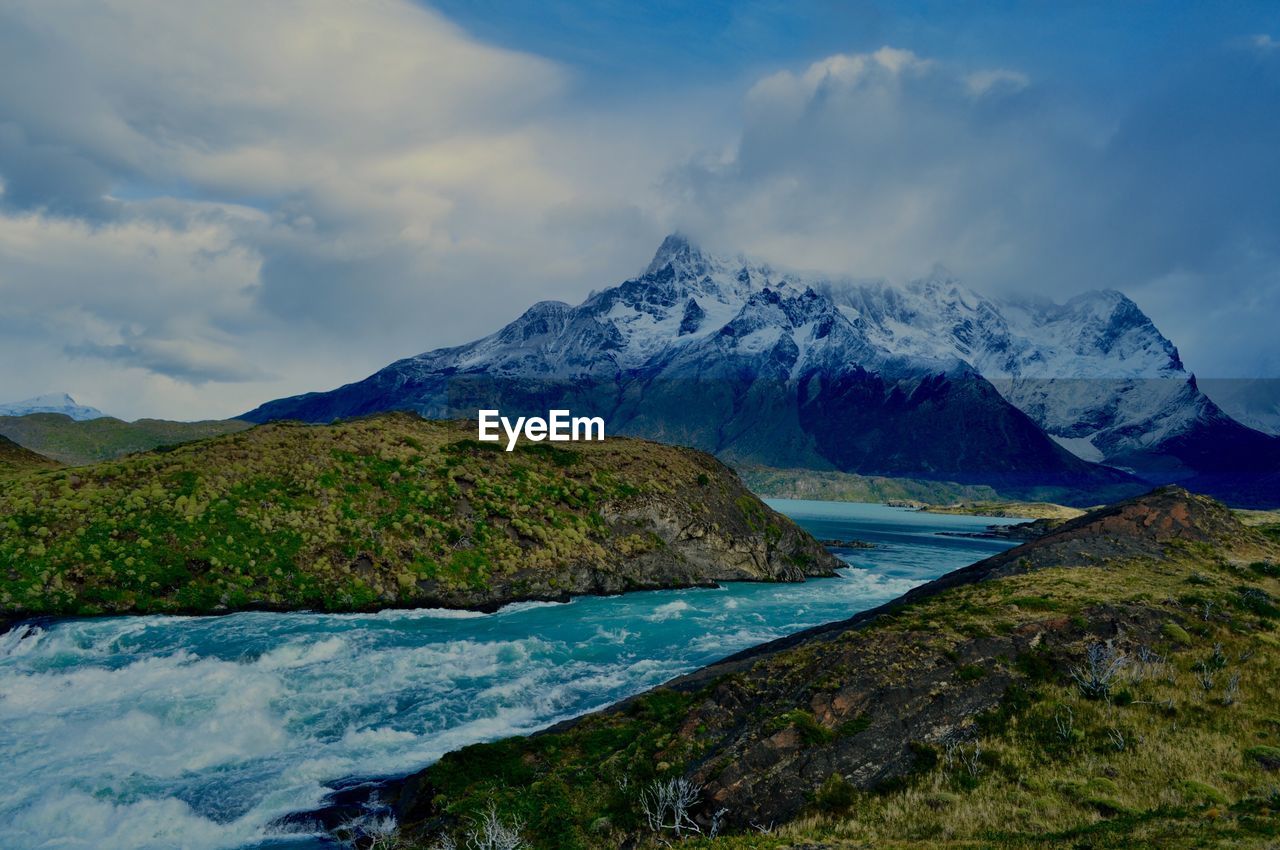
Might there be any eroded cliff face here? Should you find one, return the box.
[406,445,839,610]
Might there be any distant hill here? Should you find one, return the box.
[0,413,836,621]
[739,465,1003,504]
[383,486,1280,848]
[0,413,251,466]
[0,392,104,421]
[0,434,58,477]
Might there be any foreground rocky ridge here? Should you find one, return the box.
[0,414,836,622]
[372,487,1280,849]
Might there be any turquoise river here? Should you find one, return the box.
[0,500,1020,849]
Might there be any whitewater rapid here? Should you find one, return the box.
[0,501,1017,850]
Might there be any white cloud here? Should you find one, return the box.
[679,48,1068,281]
[964,69,1031,97]
[0,0,677,418]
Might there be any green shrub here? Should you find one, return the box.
[814,773,857,812]
[1178,780,1229,806]
[1245,746,1280,770]
[768,710,835,746]
[1161,622,1193,646]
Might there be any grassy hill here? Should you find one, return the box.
[378,487,1280,849]
[0,412,252,466]
[0,414,835,621]
[0,434,58,477]
[921,500,1088,520]
[739,465,1004,505]
[738,465,1135,510]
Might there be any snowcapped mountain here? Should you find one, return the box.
[245,235,1145,503]
[240,233,1280,505]
[825,276,1194,460]
[0,393,104,421]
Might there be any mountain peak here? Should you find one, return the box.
[0,393,105,421]
[644,233,713,278]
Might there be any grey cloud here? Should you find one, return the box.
[668,44,1280,378]
[67,337,267,384]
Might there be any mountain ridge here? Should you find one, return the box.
[0,412,252,466]
[0,434,59,477]
[245,236,1150,505]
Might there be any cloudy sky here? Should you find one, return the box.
[1,1,1278,420]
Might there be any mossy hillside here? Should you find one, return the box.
[0,414,833,619]
[0,412,252,466]
[390,490,1280,849]
[921,500,1087,521]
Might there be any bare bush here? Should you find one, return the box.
[708,807,729,838]
[640,777,703,837]
[1131,645,1167,684]
[1071,642,1128,701]
[959,742,984,778]
[465,804,525,850]
[1107,727,1127,752]
[1054,705,1075,743]
[1196,669,1215,692]
[1222,672,1241,706]
[337,814,400,850]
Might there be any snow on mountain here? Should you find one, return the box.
[0,393,105,421]
[817,272,1198,462]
